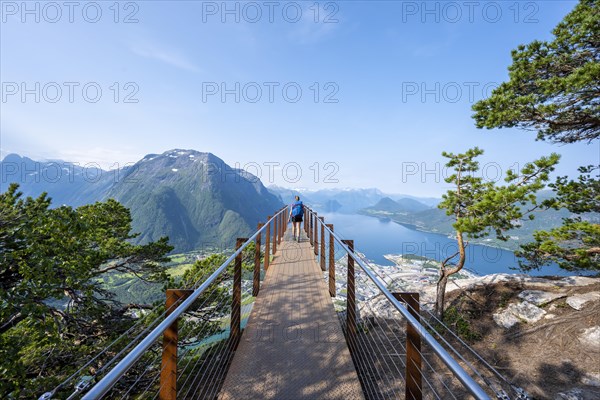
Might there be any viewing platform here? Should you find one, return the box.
[219,231,364,399]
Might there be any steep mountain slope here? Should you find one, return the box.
[106,150,283,252]
[1,150,284,252]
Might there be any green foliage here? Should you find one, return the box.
[545,165,600,214]
[165,240,259,331]
[472,0,600,144]
[498,292,513,309]
[437,306,482,343]
[518,165,600,272]
[518,217,600,271]
[439,147,560,242]
[435,148,559,317]
[471,0,599,272]
[0,184,172,398]
[181,254,229,285]
[173,241,257,289]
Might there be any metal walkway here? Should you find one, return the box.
[71,206,498,400]
[219,231,365,400]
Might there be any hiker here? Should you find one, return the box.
[289,196,303,242]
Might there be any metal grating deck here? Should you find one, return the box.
[218,231,365,399]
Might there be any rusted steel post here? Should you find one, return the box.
[278,212,283,242]
[160,289,193,400]
[254,224,263,297]
[343,239,356,337]
[278,211,281,241]
[319,217,325,271]
[274,212,279,244]
[304,207,308,234]
[313,212,318,256]
[277,210,283,244]
[231,238,246,346]
[327,224,335,297]
[393,292,422,400]
[304,209,310,243]
[281,209,286,239]
[308,209,313,245]
[264,217,271,271]
[281,211,290,240]
[273,215,278,254]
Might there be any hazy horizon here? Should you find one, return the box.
[2,148,567,200]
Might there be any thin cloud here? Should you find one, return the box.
[287,3,340,44]
[131,43,201,73]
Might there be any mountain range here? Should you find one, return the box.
[362,196,431,214]
[1,150,283,252]
[0,153,442,253]
[267,186,438,213]
[5,150,581,254]
[0,153,114,207]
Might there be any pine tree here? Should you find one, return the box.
[436,148,559,318]
[472,0,600,272]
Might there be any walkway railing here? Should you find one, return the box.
[43,202,528,399]
[40,206,290,400]
[303,205,528,400]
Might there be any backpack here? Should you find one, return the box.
[291,201,303,217]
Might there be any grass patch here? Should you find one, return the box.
[439,306,482,343]
[498,291,512,308]
[401,254,429,261]
[553,300,569,309]
[167,263,194,278]
[169,255,187,264]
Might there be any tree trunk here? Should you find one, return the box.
[435,230,466,320]
[435,270,450,320]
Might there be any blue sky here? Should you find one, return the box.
[1,0,598,196]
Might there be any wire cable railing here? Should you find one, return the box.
[304,205,531,400]
[39,206,289,400]
[43,201,532,399]
[344,234,529,399]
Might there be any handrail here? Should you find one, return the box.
[305,206,491,400]
[82,206,289,400]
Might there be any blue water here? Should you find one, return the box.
[318,212,571,277]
